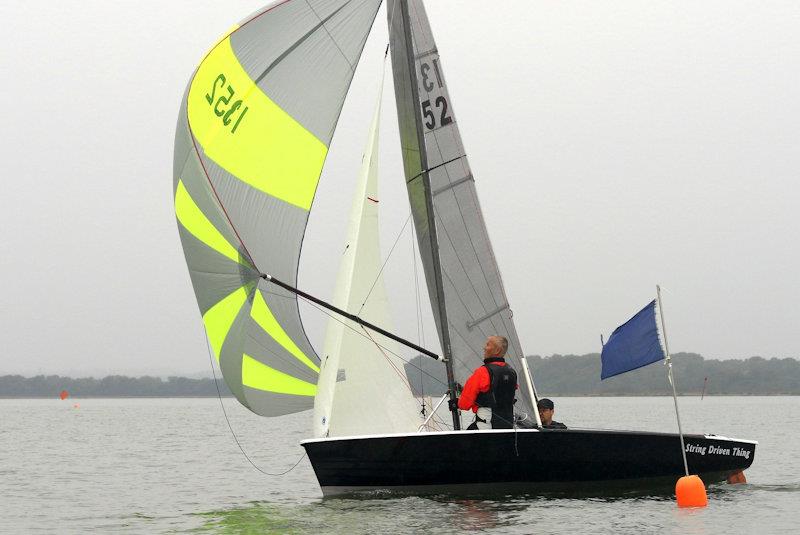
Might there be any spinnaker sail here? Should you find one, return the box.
[388,0,538,422]
[173,0,382,417]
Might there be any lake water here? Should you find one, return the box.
[1,396,797,534]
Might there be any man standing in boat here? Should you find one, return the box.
[457,336,518,429]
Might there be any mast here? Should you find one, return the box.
[398,0,460,430]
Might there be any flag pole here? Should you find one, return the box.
[656,285,689,476]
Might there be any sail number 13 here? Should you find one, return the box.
[419,59,452,130]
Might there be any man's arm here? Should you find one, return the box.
[457,367,488,411]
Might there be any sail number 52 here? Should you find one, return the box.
[421,97,452,130]
[204,74,249,134]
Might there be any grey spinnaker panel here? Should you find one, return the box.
[388,0,536,422]
[232,0,381,145]
[173,0,382,417]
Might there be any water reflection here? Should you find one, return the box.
[191,497,520,534]
[191,493,671,535]
[191,502,308,534]
[187,480,766,534]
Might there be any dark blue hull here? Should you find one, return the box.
[301,428,756,496]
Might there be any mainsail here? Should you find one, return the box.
[388,0,538,421]
[313,76,422,437]
[173,0,382,417]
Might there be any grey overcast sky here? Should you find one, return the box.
[1,1,798,377]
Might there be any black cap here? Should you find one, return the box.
[537,398,554,410]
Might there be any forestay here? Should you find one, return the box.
[173,0,382,417]
[388,0,537,421]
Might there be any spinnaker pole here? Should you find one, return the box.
[262,274,441,361]
[397,0,460,430]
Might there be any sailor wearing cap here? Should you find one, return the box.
[537,398,567,429]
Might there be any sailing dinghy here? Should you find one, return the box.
[173,0,756,496]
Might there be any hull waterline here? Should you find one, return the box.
[301,428,756,497]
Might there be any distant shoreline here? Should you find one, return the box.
[3,352,799,397]
[406,352,800,397]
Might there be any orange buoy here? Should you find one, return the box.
[676,475,708,507]
[59,390,69,400]
[727,470,747,484]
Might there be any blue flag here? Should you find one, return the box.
[601,300,665,380]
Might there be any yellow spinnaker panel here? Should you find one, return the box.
[251,290,320,373]
[188,37,328,211]
[175,180,244,265]
[202,286,249,360]
[242,355,317,396]
[204,24,239,56]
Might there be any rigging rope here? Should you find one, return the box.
[298,293,449,390]
[410,218,429,414]
[355,0,415,318]
[346,0,453,407]
[204,334,307,477]
[361,326,414,391]
[356,212,412,316]
[411,220,425,349]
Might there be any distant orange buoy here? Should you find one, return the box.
[60,390,69,400]
[727,470,747,484]
[676,475,708,507]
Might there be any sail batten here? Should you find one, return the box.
[174,0,383,417]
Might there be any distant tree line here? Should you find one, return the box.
[405,353,800,397]
[3,353,799,397]
[0,375,232,398]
